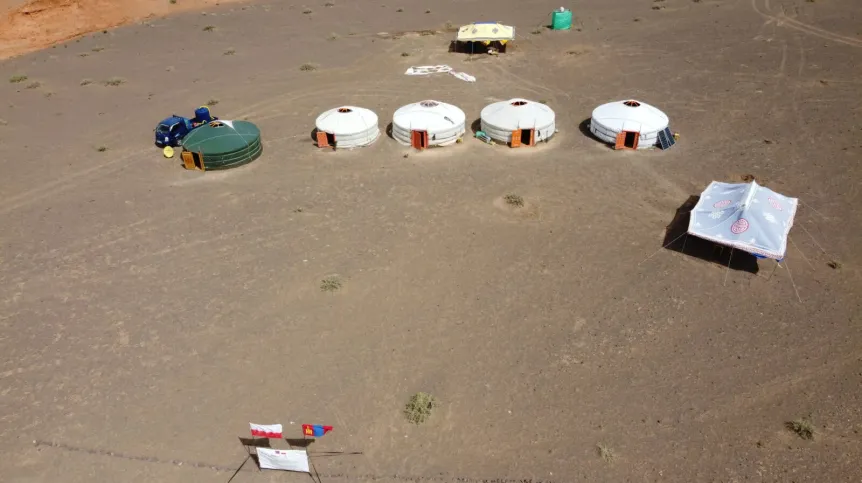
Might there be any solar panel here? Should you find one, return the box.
[658,127,676,150]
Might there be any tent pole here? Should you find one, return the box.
[765,259,779,281]
[723,248,734,286]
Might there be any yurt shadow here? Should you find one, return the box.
[470,118,482,135]
[385,122,394,139]
[579,118,613,150]
[448,41,508,54]
[664,195,759,274]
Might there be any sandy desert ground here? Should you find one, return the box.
[1,0,861,482]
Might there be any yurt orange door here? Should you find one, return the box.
[317,131,336,148]
[411,130,428,149]
[181,151,205,170]
[510,129,535,148]
[615,131,639,150]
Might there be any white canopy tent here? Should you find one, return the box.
[392,100,466,149]
[480,98,555,147]
[688,180,798,260]
[590,100,669,150]
[315,106,380,149]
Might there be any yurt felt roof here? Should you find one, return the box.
[480,98,555,130]
[457,22,515,41]
[591,100,668,133]
[316,106,378,135]
[182,120,261,155]
[393,100,466,131]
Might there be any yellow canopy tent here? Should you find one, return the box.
[456,22,514,45]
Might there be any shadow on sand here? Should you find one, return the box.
[664,195,759,274]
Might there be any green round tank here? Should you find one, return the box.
[551,9,573,30]
[181,120,263,170]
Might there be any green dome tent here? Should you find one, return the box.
[181,120,263,170]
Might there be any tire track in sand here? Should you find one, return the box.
[751,0,862,48]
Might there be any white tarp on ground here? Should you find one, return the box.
[257,448,310,472]
[688,180,798,260]
[405,65,453,75]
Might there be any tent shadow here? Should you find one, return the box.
[238,436,271,449]
[449,41,508,54]
[470,118,482,135]
[285,438,315,449]
[578,118,613,149]
[664,195,760,274]
[385,122,394,140]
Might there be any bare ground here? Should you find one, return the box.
[1,0,861,482]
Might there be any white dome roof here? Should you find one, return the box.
[393,100,466,132]
[480,98,555,130]
[591,100,668,134]
[316,106,378,135]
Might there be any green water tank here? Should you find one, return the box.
[551,8,573,30]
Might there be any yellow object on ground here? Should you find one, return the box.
[163,146,174,158]
[456,22,515,42]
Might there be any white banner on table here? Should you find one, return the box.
[257,448,310,473]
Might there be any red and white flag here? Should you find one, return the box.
[249,423,283,439]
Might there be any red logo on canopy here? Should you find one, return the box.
[731,218,750,234]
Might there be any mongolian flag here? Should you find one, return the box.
[302,424,333,437]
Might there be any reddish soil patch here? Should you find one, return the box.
[0,0,245,59]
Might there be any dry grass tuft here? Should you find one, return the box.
[206,98,219,106]
[224,48,236,55]
[299,63,318,71]
[26,81,41,89]
[302,8,313,14]
[404,392,437,424]
[104,77,125,86]
[786,417,815,440]
[320,275,342,292]
[597,444,615,462]
[80,79,93,86]
[202,25,215,31]
[504,194,524,207]
[9,75,28,83]
[96,146,107,152]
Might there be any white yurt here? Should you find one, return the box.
[315,106,380,149]
[480,98,555,147]
[392,100,466,149]
[589,100,670,150]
